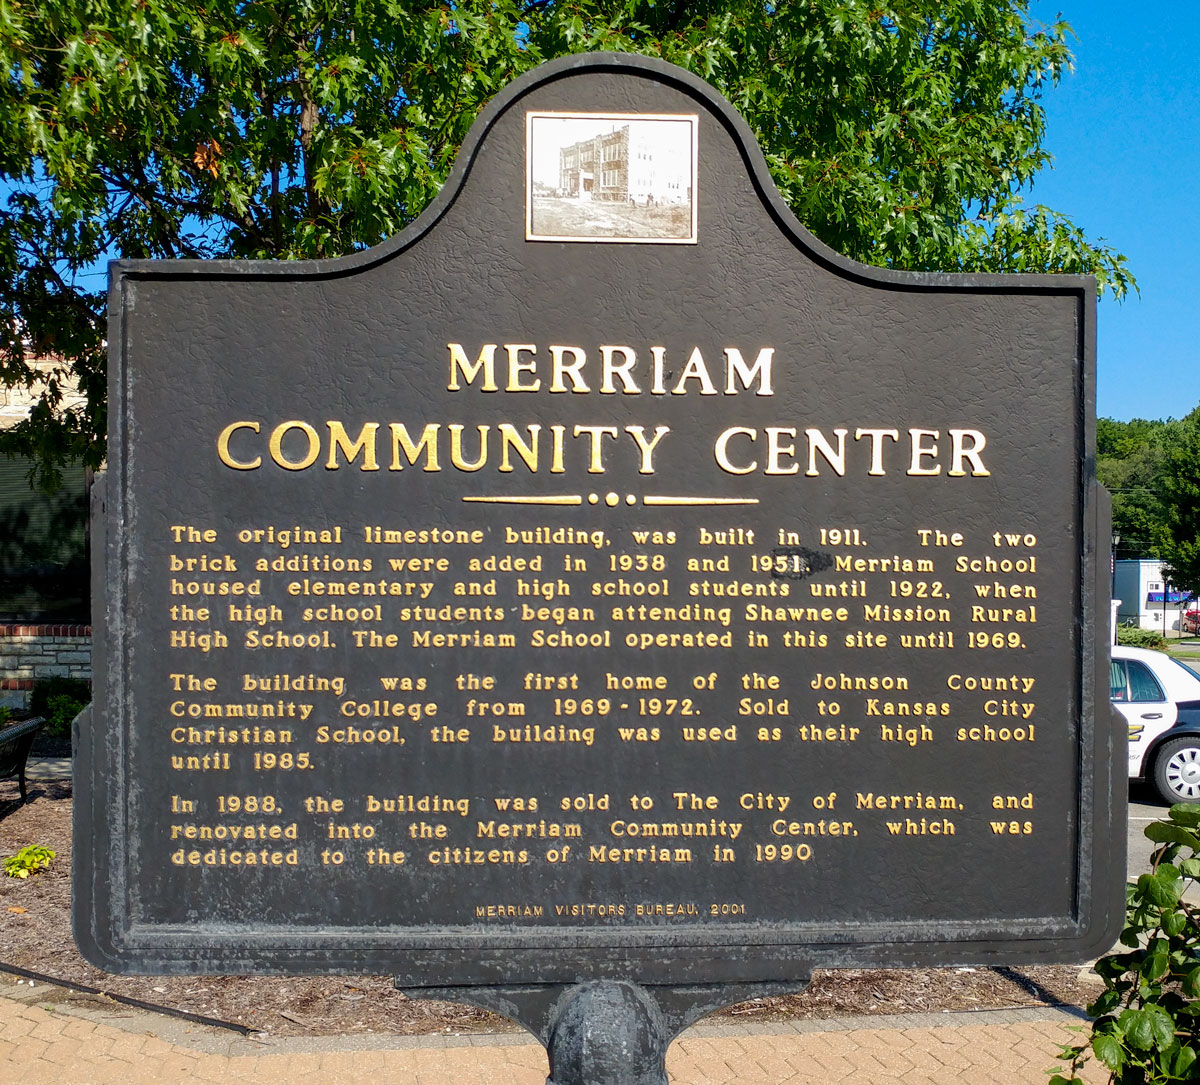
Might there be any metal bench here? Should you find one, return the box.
[0,717,44,803]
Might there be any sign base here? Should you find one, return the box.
[397,977,811,1084]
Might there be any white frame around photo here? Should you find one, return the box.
[526,111,699,243]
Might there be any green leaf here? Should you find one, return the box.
[1138,868,1185,908]
[1163,910,1189,937]
[1095,952,1137,979]
[1146,821,1200,849]
[1092,1029,1125,1068]
[1142,939,1171,982]
[1171,1044,1198,1079]
[1121,1005,1177,1051]
[1170,804,1200,829]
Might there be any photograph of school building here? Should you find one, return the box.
[556,122,691,206]
[527,113,696,242]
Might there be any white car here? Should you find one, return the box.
[1113,645,1200,804]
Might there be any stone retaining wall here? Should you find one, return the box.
[0,623,92,709]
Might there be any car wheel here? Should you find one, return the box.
[1153,737,1200,804]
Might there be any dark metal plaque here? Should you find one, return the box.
[75,53,1124,983]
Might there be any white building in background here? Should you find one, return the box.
[1114,558,1194,632]
[558,124,691,205]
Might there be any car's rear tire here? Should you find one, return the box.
[1153,737,1200,804]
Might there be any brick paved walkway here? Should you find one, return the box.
[1,981,1108,1084]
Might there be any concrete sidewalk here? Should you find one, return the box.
[24,755,72,780]
[0,979,1106,1084]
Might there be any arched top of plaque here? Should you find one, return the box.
[114,52,1091,301]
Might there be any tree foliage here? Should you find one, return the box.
[1156,411,1200,599]
[1098,408,1200,599]
[0,0,1135,486]
[1099,416,1183,560]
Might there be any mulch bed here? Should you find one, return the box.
[0,775,1100,1037]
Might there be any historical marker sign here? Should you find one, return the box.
[76,54,1123,985]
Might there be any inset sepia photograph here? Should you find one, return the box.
[526,112,698,243]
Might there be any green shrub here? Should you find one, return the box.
[29,676,90,717]
[1117,626,1169,650]
[1050,804,1200,1083]
[0,706,11,727]
[29,677,89,739]
[43,693,85,739]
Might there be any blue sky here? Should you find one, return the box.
[1029,1,1198,421]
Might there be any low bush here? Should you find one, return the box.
[4,845,55,879]
[29,676,90,739]
[1117,626,1170,651]
[43,693,85,739]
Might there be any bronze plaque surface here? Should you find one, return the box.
[76,54,1123,983]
